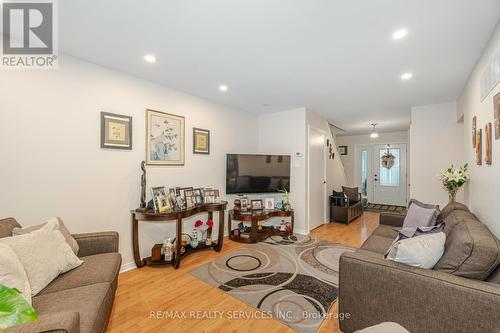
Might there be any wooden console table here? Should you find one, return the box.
[228,209,294,243]
[131,202,227,269]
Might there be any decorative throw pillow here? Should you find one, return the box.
[0,243,32,304]
[0,220,83,296]
[401,201,441,238]
[408,199,442,224]
[342,186,359,201]
[12,217,79,255]
[387,232,446,269]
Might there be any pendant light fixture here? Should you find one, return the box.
[370,123,379,138]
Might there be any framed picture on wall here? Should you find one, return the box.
[494,92,500,140]
[485,123,492,165]
[146,109,185,165]
[193,128,210,154]
[100,112,132,149]
[476,128,482,166]
[472,116,477,148]
[339,145,348,155]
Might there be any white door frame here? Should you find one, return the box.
[307,125,327,233]
[354,142,409,206]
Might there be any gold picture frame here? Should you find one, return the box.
[146,109,185,165]
[193,128,210,154]
[157,195,172,213]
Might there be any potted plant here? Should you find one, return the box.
[0,284,37,330]
[439,164,469,202]
[279,189,292,212]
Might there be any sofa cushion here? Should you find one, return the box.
[33,282,114,333]
[486,264,500,284]
[441,201,469,219]
[0,217,21,238]
[434,213,500,280]
[360,235,395,255]
[372,224,400,239]
[39,252,121,295]
[342,186,359,201]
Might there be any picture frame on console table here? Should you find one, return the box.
[151,186,167,211]
[264,198,275,210]
[146,109,185,165]
[251,199,263,211]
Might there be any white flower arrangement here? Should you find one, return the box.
[439,164,469,202]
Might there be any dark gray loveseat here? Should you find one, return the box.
[1,217,121,333]
[338,202,500,333]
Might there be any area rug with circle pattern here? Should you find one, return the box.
[190,234,356,333]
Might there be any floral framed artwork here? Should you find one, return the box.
[146,109,185,165]
[193,128,210,154]
[100,112,132,149]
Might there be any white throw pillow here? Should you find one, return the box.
[386,232,446,269]
[12,217,79,255]
[0,243,32,305]
[0,220,83,296]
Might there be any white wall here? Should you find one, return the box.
[306,111,348,224]
[257,108,307,234]
[0,55,259,271]
[336,131,409,187]
[410,102,464,208]
[457,21,500,237]
[257,109,348,233]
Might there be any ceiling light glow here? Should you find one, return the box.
[219,85,228,92]
[400,72,413,81]
[144,54,156,63]
[392,29,408,40]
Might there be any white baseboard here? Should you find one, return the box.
[295,228,308,235]
[120,262,137,273]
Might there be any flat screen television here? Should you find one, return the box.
[226,154,291,194]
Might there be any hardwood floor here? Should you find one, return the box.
[107,212,379,333]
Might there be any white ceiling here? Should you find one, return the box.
[59,0,500,134]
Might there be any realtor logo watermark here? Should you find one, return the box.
[1,0,58,68]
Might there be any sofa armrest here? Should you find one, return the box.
[379,213,405,227]
[72,231,119,257]
[339,251,500,333]
[6,312,80,333]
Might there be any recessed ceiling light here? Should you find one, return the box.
[144,54,156,63]
[392,29,408,40]
[400,72,413,81]
[219,85,228,92]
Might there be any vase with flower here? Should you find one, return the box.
[439,163,469,202]
[205,219,214,245]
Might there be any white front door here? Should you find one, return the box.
[308,126,326,231]
[372,144,407,206]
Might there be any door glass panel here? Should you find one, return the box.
[379,148,400,187]
[360,150,368,195]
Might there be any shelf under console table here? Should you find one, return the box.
[131,201,227,269]
[228,209,294,243]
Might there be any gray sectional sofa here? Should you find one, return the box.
[339,202,500,333]
[1,217,121,333]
